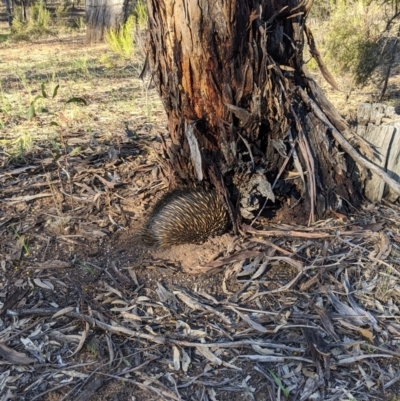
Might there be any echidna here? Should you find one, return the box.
[141,188,230,248]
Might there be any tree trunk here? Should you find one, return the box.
[4,0,12,26]
[21,0,30,21]
[146,0,362,227]
[86,0,129,44]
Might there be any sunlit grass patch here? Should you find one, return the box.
[11,2,52,40]
[0,36,165,166]
[105,0,148,60]
[133,0,148,30]
[9,1,83,41]
[106,15,136,59]
[0,131,33,163]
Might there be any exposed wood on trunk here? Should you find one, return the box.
[357,103,400,202]
[85,0,128,44]
[146,0,365,225]
[298,90,400,201]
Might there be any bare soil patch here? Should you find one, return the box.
[1,23,400,401]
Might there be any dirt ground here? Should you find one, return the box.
[1,12,400,401]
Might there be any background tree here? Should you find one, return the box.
[86,0,129,43]
[11,0,31,22]
[310,0,400,101]
[145,0,400,229]
[4,0,12,26]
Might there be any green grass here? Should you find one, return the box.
[11,225,30,256]
[11,2,52,40]
[105,1,148,60]
[8,1,84,41]
[0,33,10,43]
[105,15,136,59]
[81,263,95,275]
[134,0,148,30]
[268,370,290,398]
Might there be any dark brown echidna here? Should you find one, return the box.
[141,188,230,248]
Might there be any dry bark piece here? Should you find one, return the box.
[0,289,27,316]
[0,342,35,365]
[74,377,105,401]
[27,259,72,270]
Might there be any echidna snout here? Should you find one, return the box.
[141,188,229,248]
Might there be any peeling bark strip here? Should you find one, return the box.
[146,0,361,221]
[86,0,128,43]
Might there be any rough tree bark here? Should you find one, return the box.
[86,0,129,44]
[145,0,372,227]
